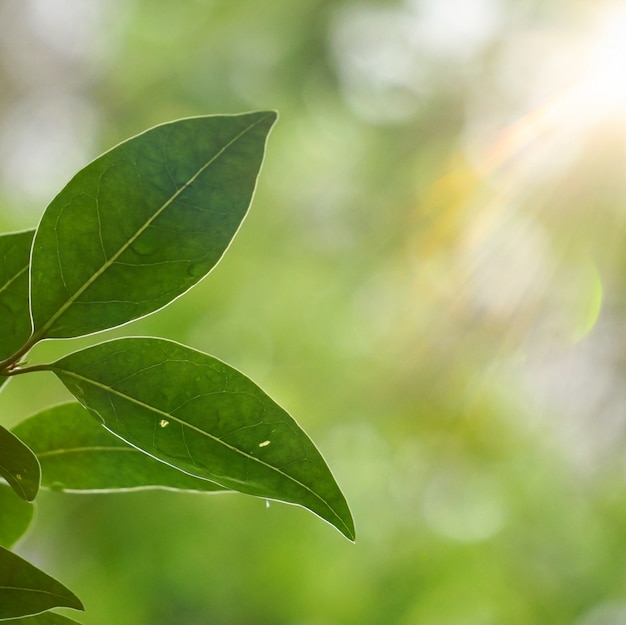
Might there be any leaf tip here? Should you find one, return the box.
[338,514,357,543]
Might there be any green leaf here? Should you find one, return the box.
[0,484,35,548]
[0,426,40,502]
[13,402,227,494]
[0,229,35,391]
[30,111,277,339]
[47,337,355,540]
[2,611,83,624]
[0,546,83,619]
[0,229,34,361]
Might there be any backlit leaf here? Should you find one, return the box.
[0,229,35,392]
[0,484,34,548]
[13,402,227,493]
[0,425,40,501]
[0,546,83,619]
[47,337,355,540]
[4,611,83,624]
[0,229,34,361]
[30,111,276,339]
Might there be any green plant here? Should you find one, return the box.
[0,111,355,623]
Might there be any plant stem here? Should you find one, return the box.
[0,333,42,374]
[3,362,49,376]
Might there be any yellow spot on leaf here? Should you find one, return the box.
[259,440,271,448]
[160,419,170,428]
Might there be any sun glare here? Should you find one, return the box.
[445,4,626,347]
[476,2,626,178]
[572,3,626,120]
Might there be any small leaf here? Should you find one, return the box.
[30,111,277,339]
[0,229,35,361]
[47,337,355,540]
[0,426,40,501]
[3,611,83,624]
[0,484,35,548]
[0,229,35,393]
[13,403,227,493]
[0,546,83,619]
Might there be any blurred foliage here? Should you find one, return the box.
[3,0,626,623]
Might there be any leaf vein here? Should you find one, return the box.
[36,113,273,339]
[55,367,341,523]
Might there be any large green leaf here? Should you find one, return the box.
[4,612,83,624]
[30,111,277,339]
[0,546,83,619]
[47,337,355,540]
[13,403,227,493]
[0,425,40,501]
[0,230,35,386]
[0,484,34,548]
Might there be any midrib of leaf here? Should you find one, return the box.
[0,265,28,296]
[35,113,273,339]
[37,446,138,458]
[0,586,72,599]
[53,367,350,535]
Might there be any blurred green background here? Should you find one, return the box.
[3,0,626,623]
